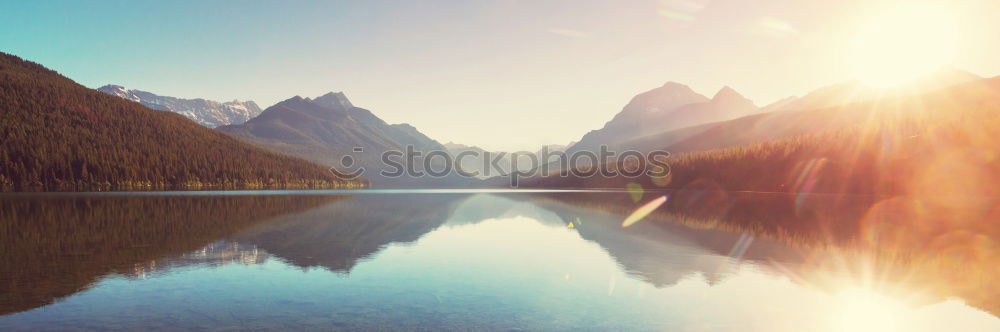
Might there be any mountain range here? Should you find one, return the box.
[0,52,359,190]
[2,51,995,193]
[525,70,1000,197]
[97,85,262,127]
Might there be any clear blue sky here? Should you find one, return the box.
[3,0,998,151]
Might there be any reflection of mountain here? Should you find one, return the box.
[231,194,468,272]
[0,194,338,315]
[3,192,994,320]
[504,193,800,287]
[125,241,270,280]
[523,191,1000,317]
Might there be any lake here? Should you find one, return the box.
[1,190,997,331]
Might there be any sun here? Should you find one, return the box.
[831,288,907,332]
[848,3,960,88]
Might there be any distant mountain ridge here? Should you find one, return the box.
[765,67,981,113]
[218,92,475,187]
[97,85,262,127]
[608,68,985,155]
[566,82,759,154]
[219,93,443,153]
[562,68,982,159]
[442,142,572,178]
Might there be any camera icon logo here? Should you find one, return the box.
[329,147,366,180]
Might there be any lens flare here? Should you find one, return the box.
[622,195,668,228]
[626,182,645,202]
[727,233,755,260]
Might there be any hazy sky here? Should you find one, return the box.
[3,0,998,151]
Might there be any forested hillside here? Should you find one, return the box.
[0,53,364,191]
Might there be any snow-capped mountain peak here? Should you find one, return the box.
[97,85,263,127]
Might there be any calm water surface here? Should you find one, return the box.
[0,190,997,331]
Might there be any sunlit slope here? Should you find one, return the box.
[526,76,1000,196]
[614,69,981,154]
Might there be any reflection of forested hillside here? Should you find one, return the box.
[0,194,339,315]
[521,191,1000,316]
[232,194,468,272]
[3,192,994,319]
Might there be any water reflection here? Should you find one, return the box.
[0,191,996,330]
[526,191,1000,317]
[229,194,467,272]
[128,241,269,280]
[0,194,340,315]
[519,194,800,288]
